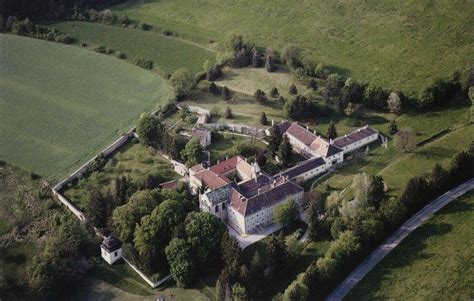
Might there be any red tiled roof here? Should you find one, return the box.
[194,169,230,190]
[190,164,205,174]
[209,155,241,175]
[310,137,342,157]
[333,126,378,148]
[159,180,179,190]
[286,122,318,147]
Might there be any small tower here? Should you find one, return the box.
[101,236,122,265]
[252,161,261,179]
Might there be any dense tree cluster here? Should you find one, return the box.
[1,0,126,20]
[288,144,474,300]
[28,217,94,299]
[136,114,180,159]
[3,17,75,44]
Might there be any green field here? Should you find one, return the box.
[112,0,474,95]
[347,190,474,300]
[46,21,216,75]
[216,67,309,98]
[0,34,174,181]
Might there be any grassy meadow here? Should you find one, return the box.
[0,34,174,181]
[216,67,309,98]
[347,190,474,300]
[112,0,474,95]
[46,21,216,75]
[0,164,60,299]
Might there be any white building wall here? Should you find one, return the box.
[340,133,379,154]
[101,247,123,265]
[243,190,304,234]
[227,206,245,234]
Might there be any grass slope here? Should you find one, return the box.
[347,190,474,300]
[0,34,174,181]
[113,0,474,95]
[46,21,216,75]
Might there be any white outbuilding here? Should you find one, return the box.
[101,236,123,265]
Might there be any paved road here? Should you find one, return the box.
[326,177,474,301]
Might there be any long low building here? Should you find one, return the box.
[332,126,379,154]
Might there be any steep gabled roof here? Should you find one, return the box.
[286,122,318,147]
[244,180,303,216]
[231,179,303,216]
[310,137,343,158]
[276,120,292,134]
[333,126,378,149]
[194,169,231,190]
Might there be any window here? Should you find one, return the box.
[114,251,118,257]
[222,203,226,210]
[215,206,219,213]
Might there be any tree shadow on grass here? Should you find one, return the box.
[415,146,451,161]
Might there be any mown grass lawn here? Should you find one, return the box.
[185,86,286,127]
[0,34,174,182]
[46,21,216,75]
[216,67,310,98]
[347,190,474,300]
[207,133,266,165]
[65,140,179,210]
[112,0,474,96]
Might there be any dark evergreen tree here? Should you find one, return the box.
[307,78,318,91]
[249,251,265,295]
[367,175,385,209]
[270,87,279,98]
[256,152,267,167]
[400,176,432,213]
[251,47,261,68]
[254,89,267,104]
[86,188,109,229]
[265,49,277,72]
[327,120,338,140]
[430,164,448,194]
[267,233,289,271]
[388,119,398,135]
[220,232,241,267]
[209,82,221,95]
[268,125,282,156]
[260,112,268,125]
[223,86,232,100]
[278,135,292,167]
[289,84,298,95]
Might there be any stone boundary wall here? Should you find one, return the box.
[202,123,266,138]
[123,258,172,288]
[51,124,183,289]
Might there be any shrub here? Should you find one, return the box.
[134,58,154,70]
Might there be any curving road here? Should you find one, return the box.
[326,177,474,301]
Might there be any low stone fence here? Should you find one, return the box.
[123,258,172,288]
[51,125,183,289]
[202,123,266,138]
[53,129,136,192]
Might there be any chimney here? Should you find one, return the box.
[306,125,309,130]
[271,119,275,126]
[330,139,333,144]
[258,188,261,195]
[226,156,229,160]
[313,130,316,134]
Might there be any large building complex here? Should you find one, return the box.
[192,123,380,237]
